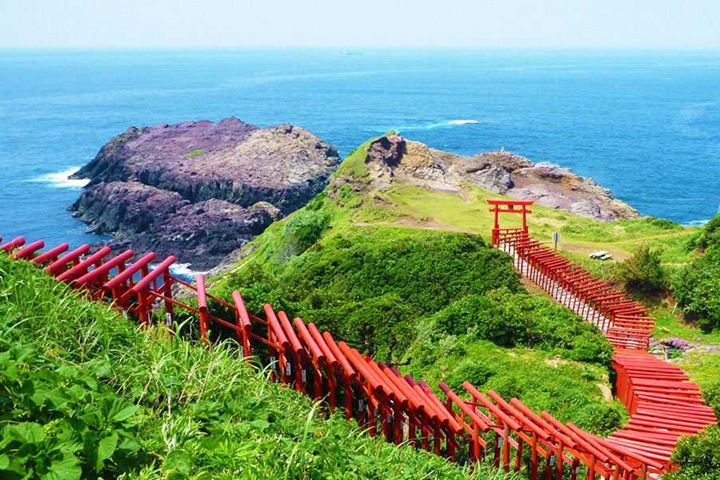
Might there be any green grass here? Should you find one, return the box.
[379,184,700,265]
[0,253,512,479]
[653,308,720,345]
[678,350,720,389]
[214,156,621,434]
[185,148,205,158]
[404,338,626,436]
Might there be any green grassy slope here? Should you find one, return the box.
[216,136,720,476]
[214,140,627,435]
[0,254,512,480]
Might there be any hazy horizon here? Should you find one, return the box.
[4,46,720,52]
[3,0,720,50]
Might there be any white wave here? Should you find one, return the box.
[389,119,483,132]
[170,263,206,278]
[683,219,710,227]
[447,119,481,126]
[30,167,89,189]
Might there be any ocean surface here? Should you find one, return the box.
[2,49,720,250]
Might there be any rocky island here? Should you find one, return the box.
[70,118,341,269]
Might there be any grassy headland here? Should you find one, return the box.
[214,140,628,435]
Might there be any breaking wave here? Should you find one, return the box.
[447,119,481,126]
[170,263,205,280]
[384,119,483,132]
[30,167,89,189]
[683,219,710,227]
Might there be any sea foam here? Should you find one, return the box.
[684,219,710,227]
[30,167,89,189]
[390,119,482,132]
[447,119,481,126]
[170,263,206,280]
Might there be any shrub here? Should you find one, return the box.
[444,358,496,392]
[283,208,330,255]
[228,227,522,359]
[433,293,524,346]
[672,212,720,331]
[667,426,720,480]
[405,340,625,435]
[697,212,720,250]
[700,381,720,417]
[616,243,666,294]
[672,255,720,332]
[431,289,612,365]
[303,293,416,362]
[647,217,682,230]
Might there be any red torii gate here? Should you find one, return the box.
[488,199,534,247]
[4,228,717,478]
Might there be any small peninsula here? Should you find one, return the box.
[353,135,637,221]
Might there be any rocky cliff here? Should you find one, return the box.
[351,134,637,221]
[70,118,341,269]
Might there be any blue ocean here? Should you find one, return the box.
[2,49,720,249]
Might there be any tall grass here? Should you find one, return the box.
[0,254,519,479]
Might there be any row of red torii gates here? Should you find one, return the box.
[489,199,717,467]
[0,201,715,479]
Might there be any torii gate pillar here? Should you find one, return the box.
[487,199,534,247]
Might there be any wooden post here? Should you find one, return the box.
[515,436,524,472]
[196,274,209,345]
[162,271,174,328]
[502,424,511,472]
[530,432,539,480]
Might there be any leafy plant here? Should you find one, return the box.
[225,226,521,359]
[616,243,666,295]
[431,289,613,365]
[672,253,720,332]
[0,344,143,479]
[666,426,720,480]
[697,212,720,251]
[282,208,330,256]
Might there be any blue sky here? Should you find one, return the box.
[2,0,720,49]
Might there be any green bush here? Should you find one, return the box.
[616,243,666,294]
[227,227,522,359]
[282,208,330,256]
[432,293,523,345]
[700,381,720,417]
[302,293,416,362]
[697,212,720,250]
[672,211,720,331]
[646,217,683,230]
[672,254,720,332]
[431,289,612,365]
[444,358,495,393]
[667,426,720,480]
[404,339,626,436]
